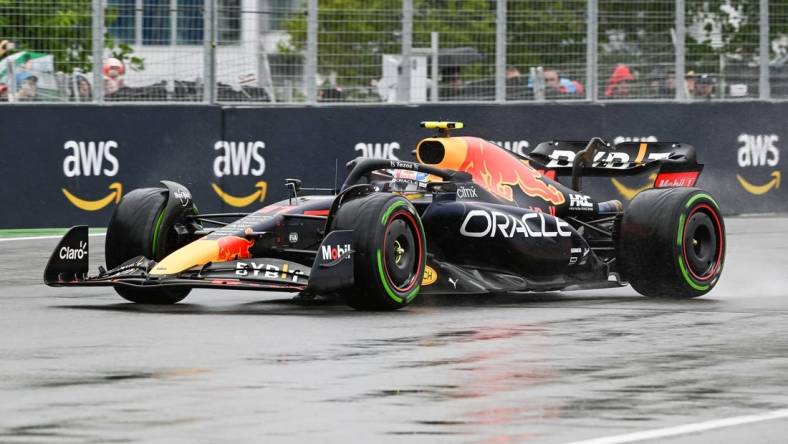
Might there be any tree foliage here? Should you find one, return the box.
[283,0,770,87]
[0,0,142,73]
[282,0,496,86]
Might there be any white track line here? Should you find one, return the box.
[564,408,788,444]
[0,233,106,243]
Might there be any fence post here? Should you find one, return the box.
[203,0,217,103]
[431,32,439,102]
[586,0,597,101]
[399,0,413,103]
[675,0,687,101]
[495,0,506,102]
[759,0,769,100]
[92,0,105,103]
[305,0,318,104]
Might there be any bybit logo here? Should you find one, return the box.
[61,140,123,211]
[211,141,268,207]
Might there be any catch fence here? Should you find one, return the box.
[0,0,786,104]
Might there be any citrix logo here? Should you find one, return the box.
[355,142,400,160]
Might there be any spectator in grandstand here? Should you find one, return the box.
[684,70,698,97]
[103,57,125,96]
[72,75,92,102]
[604,64,635,99]
[543,69,584,96]
[505,66,532,100]
[439,66,466,100]
[319,85,345,102]
[15,71,38,101]
[0,40,12,59]
[693,74,715,99]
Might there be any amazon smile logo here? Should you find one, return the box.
[62,140,124,211]
[212,140,268,207]
[63,182,123,211]
[212,181,267,207]
[611,173,657,201]
[736,134,781,196]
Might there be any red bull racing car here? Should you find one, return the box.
[45,122,725,310]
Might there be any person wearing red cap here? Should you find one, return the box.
[103,57,126,95]
[605,64,635,98]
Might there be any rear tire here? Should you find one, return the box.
[618,188,725,298]
[332,194,426,310]
[105,186,197,304]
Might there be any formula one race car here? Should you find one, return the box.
[45,122,725,310]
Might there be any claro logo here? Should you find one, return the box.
[61,140,123,211]
[211,141,268,207]
[736,134,781,195]
[59,241,87,260]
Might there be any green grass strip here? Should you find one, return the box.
[0,228,106,238]
[380,200,408,226]
[678,256,710,291]
[376,249,403,303]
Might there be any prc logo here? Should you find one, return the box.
[61,140,123,211]
[211,141,268,207]
[736,134,781,195]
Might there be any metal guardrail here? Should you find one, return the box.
[0,0,786,104]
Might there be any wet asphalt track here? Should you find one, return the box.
[1,216,788,443]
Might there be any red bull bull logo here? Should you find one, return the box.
[216,236,255,261]
[419,137,565,205]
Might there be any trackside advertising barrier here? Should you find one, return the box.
[0,102,785,228]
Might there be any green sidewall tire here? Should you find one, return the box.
[618,187,725,298]
[105,187,195,304]
[332,194,426,310]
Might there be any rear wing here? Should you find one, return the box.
[528,138,703,191]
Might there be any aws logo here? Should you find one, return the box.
[212,141,268,207]
[608,137,658,200]
[62,140,123,211]
[491,140,530,156]
[736,134,781,195]
[355,141,400,160]
[611,173,656,201]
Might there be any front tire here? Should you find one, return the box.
[105,186,197,304]
[618,188,725,298]
[332,194,426,310]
